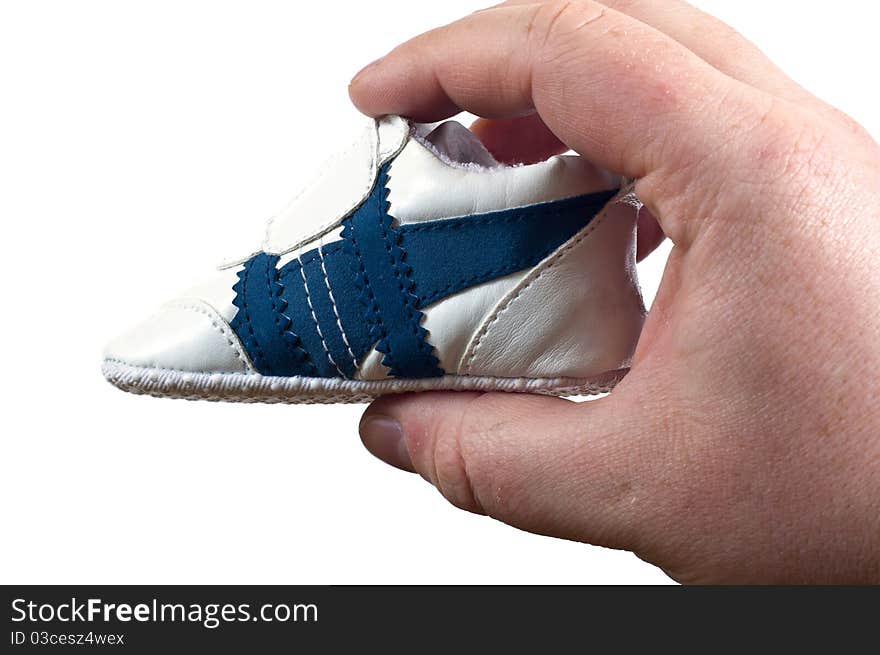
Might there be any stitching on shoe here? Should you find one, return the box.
[266,258,316,376]
[296,252,344,377]
[103,359,626,404]
[400,205,573,233]
[460,207,611,374]
[341,165,395,377]
[272,262,317,376]
[105,357,255,375]
[319,242,359,373]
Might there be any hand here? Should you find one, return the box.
[348,0,880,583]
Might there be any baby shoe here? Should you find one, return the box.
[103,115,645,403]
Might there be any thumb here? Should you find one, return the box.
[359,390,656,551]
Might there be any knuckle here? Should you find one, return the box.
[530,0,607,63]
[666,98,846,212]
[426,394,533,519]
[829,107,873,143]
[745,105,853,214]
[702,14,755,59]
[830,110,880,165]
[529,0,689,142]
[741,100,843,179]
[653,96,863,246]
[757,108,832,178]
[426,398,492,514]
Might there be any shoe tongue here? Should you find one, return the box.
[260,115,410,256]
[423,121,499,167]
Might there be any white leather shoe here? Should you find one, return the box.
[103,115,645,403]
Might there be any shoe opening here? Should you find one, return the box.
[418,120,501,169]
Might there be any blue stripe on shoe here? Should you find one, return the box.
[312,241,376,369]
[399,188,616,307]
[300,249,359,378]
[341,163,444,379]
[229,253,318,377]
[276,257,341,378]
[230,167,617,379]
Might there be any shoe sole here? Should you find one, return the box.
[102,359,627,404]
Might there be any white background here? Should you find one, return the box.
[1,1,877,584]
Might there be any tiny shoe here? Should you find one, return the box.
[103,115,646,403]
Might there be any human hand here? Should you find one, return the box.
[349,0,880,583]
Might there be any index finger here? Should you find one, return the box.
[349,0,774,182]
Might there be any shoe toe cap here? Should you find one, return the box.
[104,296,254,375]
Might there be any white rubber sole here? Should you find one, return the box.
[102,359,627,404]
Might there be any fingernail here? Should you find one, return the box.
[350,57,384,86]
[360,414,414,472]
